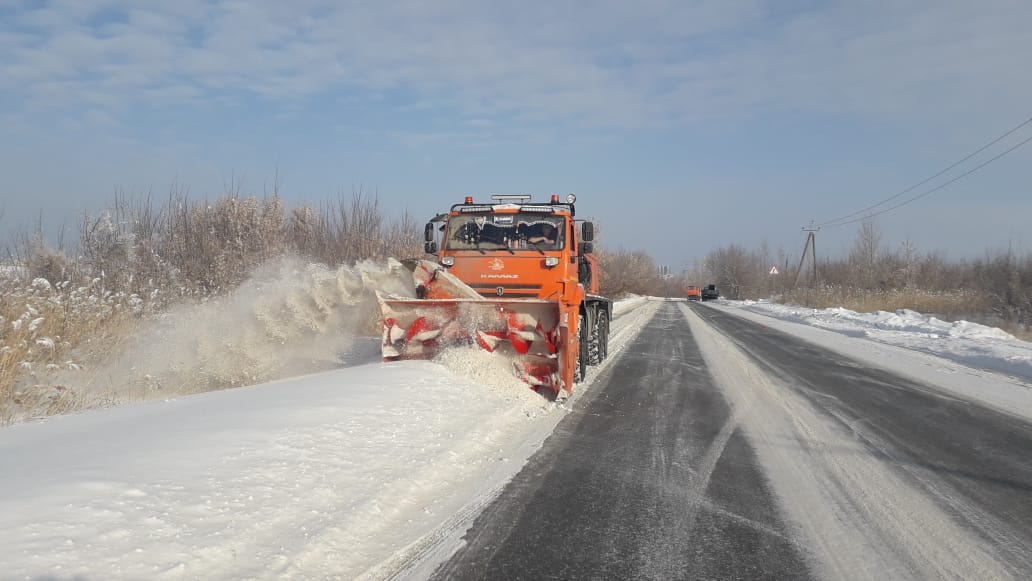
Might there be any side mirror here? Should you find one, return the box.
[581,221,594,242]
[581,242,593,254]
[424,223,435,242]
[424,241,437,254]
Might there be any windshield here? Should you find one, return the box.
[445,213,565,251]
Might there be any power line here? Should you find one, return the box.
[829,132,1032,227]
[815,115,1032,228]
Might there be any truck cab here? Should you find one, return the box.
[424,194,600,299]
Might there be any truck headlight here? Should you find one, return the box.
[441,257,455,266]
[544,257,559,267]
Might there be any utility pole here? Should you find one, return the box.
[794,222,820,288]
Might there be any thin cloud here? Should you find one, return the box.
[2,1,1031,133]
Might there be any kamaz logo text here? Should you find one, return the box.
[481,274,519,279]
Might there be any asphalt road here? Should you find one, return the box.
[431,302,811,580]
[428,301,1032,580]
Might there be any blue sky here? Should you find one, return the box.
[2,0,1031,270]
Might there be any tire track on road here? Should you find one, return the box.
[683,305,1013,580]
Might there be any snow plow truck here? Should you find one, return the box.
[377,194,613,399]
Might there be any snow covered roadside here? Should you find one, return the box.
[0,361,541,579]
[0,296,659,580]
[705,300,1032,422]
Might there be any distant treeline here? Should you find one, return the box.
[569,219,1030,337]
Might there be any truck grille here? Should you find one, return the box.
[469,283,542,298]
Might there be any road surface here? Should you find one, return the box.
[426,300,1032,580]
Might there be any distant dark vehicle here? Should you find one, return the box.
[701,284,719,301]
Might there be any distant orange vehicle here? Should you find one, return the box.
[685,286,701,301]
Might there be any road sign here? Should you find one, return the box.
[769,266,779,275]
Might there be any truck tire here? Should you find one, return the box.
[575,313,588,382]
[588,309,608,365]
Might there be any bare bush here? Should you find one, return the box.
[337,191,384,261]
[597,248,663,298]
[701,244,770,299]
[380,210,426,261]
[23,234,75,284]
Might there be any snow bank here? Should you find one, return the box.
[731,300,1032,381]
[0,359,560,580]
[741,301,1017,340]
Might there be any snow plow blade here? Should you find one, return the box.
[378,294,562,391]
[377,261,564,394]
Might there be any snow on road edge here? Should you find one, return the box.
[703,301,1032,423]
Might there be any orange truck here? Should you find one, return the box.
[377,194,612,399]
[685,286,702,301]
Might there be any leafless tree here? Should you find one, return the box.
[848,218,882,289]
[702,244,766,299]
[597,248,663,297]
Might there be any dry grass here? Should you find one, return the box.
[780,286,987,317]
[0,273,159,422]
